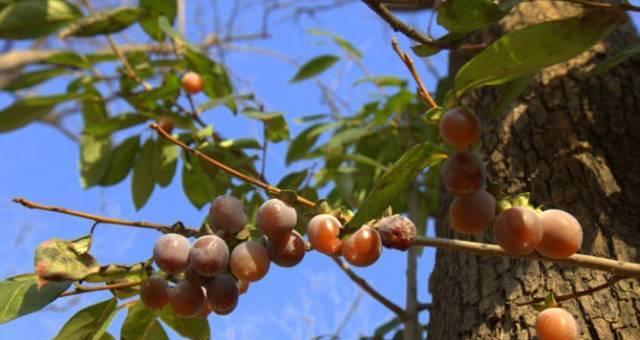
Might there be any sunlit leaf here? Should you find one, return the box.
[291,55,339,83]
[2,68,68,91]
[0,0,82,39]
[242,110,289,142]
[59,7,142,38]
[437,0,507,32]
[152,139,178,187]
[80,134,112,188]
[34,237,99,285]
[0,94,77,133]
[54,298,118,340]
[158,306,210,340]
[0,275,69,324]
[454,10,622,97]
[347,142,445,228]
[121,302,168,340]
[139,0,176,41]
[132,139,156,210]
[99,136,140,186]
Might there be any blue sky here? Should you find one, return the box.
[0,2,446,339]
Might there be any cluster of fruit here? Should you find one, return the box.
[140,195,416,317]
[439,107,582,339]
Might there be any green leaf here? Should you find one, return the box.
[411,44,441,57]
[158,306,210,340]
[84,113,149,136]
[54,298,118,340]
[242,110,290,142]
[68,235,92,255]
[46,51,92,68]
[152,139,178,187]
[132,139,156,210]
[99,135,140,186]
[346,142,445,228]
[0,275,69,324]
[290,55,339,83]
[0,94,76,133]
[277,170,308,190]
[308,29,362,60]
[488,74,533,116]
[218,138,262,150]
[184,49,236,111]
[121,302,168,340]
[0,0,82,39]
[80,134,112,188]
[157,16,199,51]
[181,153,216,209]
[139,0,177,41]
[454,10,622,97]
[34,238,100,284]
[373,317,401,337]
[84,262,147,283]
[81,85,109,128]
[59,7,142,38]
[353,76,407,88]
[437,0,507,32]
[592,39,640,74]
[286,124,324,164]
[3,68,68,91]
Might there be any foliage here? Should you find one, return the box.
[0,0,629,338]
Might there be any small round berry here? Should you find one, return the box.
[493,207,543,255]
[168,281,205,317]
[153,233,191,274]
[139,276,169,311]
[439,107,481,150]
[206,273,239,315]
[375,215,417,251]
[209,196,247,234]
[341,226,382,267]
[156,118,175,134]
[256,199,298,240]
[189,235,229,277]
[536,210,583,259]
[440,151,486,196]
[307,214,343,256]
[230,241,270,282]
[535,307,579,340]
[267,231,306,267]
[181,71,204,94]
[449,189,496,235]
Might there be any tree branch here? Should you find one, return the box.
[391,37,438,108]
[332,257,407,319]
[12,198,199,237]
[413,236,640,278]
[61,280,143,297]
[151,123,317,208]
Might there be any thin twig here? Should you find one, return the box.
[413,236,640,278]
[186,94,207,128]
[332,257,407,319]
[151,123,317,208]
[61,280,143,297]
[391,38,438,108]
[12,198,199,237]
[515,275,625,306]
[361,0,486,51]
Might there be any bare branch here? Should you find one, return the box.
[12,198,199,237]
[61,280,143,297]
[413,236,640,278]
[332,257,407,319]
[391,37,438,108]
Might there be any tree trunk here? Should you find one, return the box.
[428,3,640,339]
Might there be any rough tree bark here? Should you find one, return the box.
[428,3,640,339]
